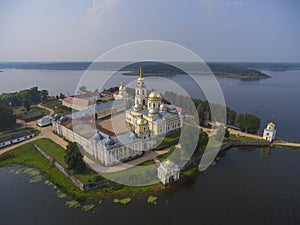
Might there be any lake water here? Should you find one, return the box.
[1,147,300,225]
[0,66,300,225]
[1,68,299,141]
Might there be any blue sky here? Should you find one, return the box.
[0,0,299,62]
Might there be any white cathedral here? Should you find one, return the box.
[125,67,183,136]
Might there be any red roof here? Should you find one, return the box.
[163,103,184,114]
[63,96,90,106]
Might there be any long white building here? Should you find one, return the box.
[52,99,156,166]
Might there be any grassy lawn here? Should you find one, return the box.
[227,134,268,143]
[0,138,162,199]
[137,160,155,166]
[157,146,176,161]
[33,139,104,184]
[157,131,180,147]
[13,105,49,121]
[42,99,72,115]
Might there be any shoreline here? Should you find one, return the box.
[1,138,299,200]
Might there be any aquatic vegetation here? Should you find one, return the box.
[44,180,52,186]
[82,204,95,211]
[23,167,40,176]
[65,200,80,208]
[147,195,158,205]
[113,198,132,205]
[211,161,217,166]
[56,190,67,199]
[98,200,103,205]
[16,168,25,174]
[29,175,42,183]
[8,167,17,174]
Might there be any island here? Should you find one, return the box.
[0,68,299,202]
[122,62,271,79]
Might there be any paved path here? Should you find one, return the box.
[38,103,55,116]
[227,128,264,139]
[273,140,300,148]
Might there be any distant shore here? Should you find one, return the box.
[122,71,271,80]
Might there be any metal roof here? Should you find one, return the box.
[0,130,34,143]
[66,99,126,119]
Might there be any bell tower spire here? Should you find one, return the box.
[135,66,147,108]
[139,66,143,79]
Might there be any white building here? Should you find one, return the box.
[157,159,180,185]
[52,99,156,166]
[125,67,183,136]
[61,96,91,111]
[113,81,129,101]
[37,115,53,127]
[0,130,35,148]
[263,122,277,142]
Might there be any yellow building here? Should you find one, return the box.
[126,67,183,136]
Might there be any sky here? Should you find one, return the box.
[0,0,299,62]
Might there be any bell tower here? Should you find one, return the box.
[135,67,148,109]
[135,115,150,140]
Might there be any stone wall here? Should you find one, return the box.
[34,144,110,191]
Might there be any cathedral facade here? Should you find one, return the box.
[125,67,183,136]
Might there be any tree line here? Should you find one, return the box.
[163,91,260,134]
[0,87,48,111]
[0,87,49,131]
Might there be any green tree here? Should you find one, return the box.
[23,99,31,112]
[198,129,209,153]
[64,142,86,173]
[197,104,205,126]
[226,108,236,125]
[79,85,88,92]
[40,90,49,102]
[225,128,230,138]
[234,114,260,134]
[0,101,16,131]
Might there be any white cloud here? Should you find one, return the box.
[85,0,120,28]
[199,0,242,10]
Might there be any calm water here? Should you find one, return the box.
[1,147,299,225]
[1,68,299,141]
[0,66,300,225]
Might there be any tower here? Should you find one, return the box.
[148,89,161,110]
[263,121,277,142]
[148,89,161,117]
[135,115,150,140]
[118,81,127,99]
[135,67,148,108]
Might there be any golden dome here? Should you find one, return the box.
[136,116,148,125]
[148,89,161,100]
[119,82,126,91]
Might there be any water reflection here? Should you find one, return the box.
[260,147,272,160]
